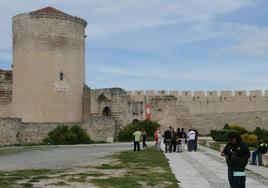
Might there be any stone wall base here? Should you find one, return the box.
[0,117,116,145]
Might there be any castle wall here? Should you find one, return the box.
[0,71,13,118]
[0,116,115,145]
[89,88,134,132]
[126,90,268,134]
[127,90,268,114]
[83,116,115,142]
[0,104,12,118]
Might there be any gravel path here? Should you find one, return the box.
[0,143,132,171]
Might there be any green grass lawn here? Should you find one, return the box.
[0,169,60,188]
[91,148,179,188]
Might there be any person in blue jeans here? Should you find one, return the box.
[132,129,141,151]
[250,141,268,166]
[222,132,250,188]
[187,129,196,152]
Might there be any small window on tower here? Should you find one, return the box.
[60,72,64,81]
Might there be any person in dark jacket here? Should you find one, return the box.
[222,132,250,188]
[171,128,177,152]
[164,127,172,153]
[176,128,182,152]
[180,128,187,151]
[193,129,198,152]
[141,128,148,149]
[250,141,268,166]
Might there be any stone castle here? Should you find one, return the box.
[1,7,268,145]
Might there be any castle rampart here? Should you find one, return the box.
[127,90,268,115]
[127,89,268,98]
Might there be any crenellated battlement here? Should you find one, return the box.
[127,89,268,99]
[13,7,87,28]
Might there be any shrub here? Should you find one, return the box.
[211,129,237,142]
[241,133,258,147]
[118,120,160,142]
[223,123,230,130]
[210,130,218,140]
[229,125,248,135]
[253,127,268,143]
[43,125,92,145]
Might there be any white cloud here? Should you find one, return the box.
[227,24,268,55]
[0,0,266,90]
[0,0,257,51]
[89,62,245,82]
[83,0,255,39]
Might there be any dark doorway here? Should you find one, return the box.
[102,106,112,116]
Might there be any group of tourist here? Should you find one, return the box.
[154,127,198,153]
[132,127,198,153]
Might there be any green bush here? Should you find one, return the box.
[211,124,268,145]
[211,124,249,142]
[43,125,92,145]
[210,129,236,142]
[223,123,230,130]
[229,125,248,135]
[253,127,268,143]
[118,120,160,142]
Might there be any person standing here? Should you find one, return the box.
[187,129,196,152]
[164,127,172,153]
[180,128,187,151]
[154,128,159,149]
[222,132,250,188]
[141,128,148,149]
[250,140,268,166]
[156,129,163,152]
[171,128,177,152]
[193,129,198,152]
[176,128,182,152]
[133,129,142,151]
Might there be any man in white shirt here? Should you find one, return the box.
[188,130,196,152]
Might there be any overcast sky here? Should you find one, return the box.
[1,0,268,91]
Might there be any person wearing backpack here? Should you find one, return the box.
[164,127,172,153]
[222,132,250,188]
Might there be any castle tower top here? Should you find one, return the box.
[32,6,68,15]
[13,6,87,28]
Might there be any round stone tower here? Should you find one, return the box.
[12,7,87,122]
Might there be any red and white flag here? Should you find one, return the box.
[145,103,152,120]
